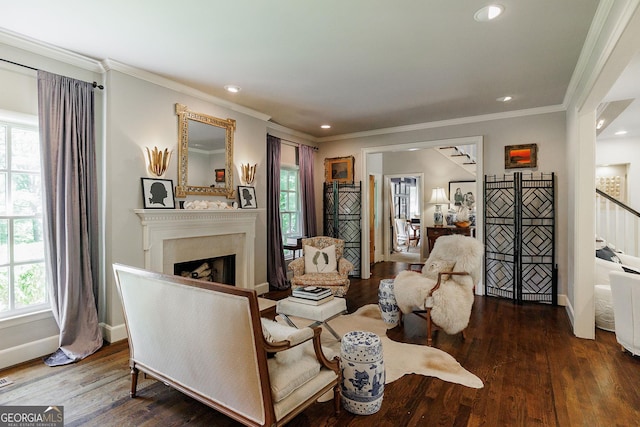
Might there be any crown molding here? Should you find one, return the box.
[266,121,317,143]
[103,59,271,122]
[318,105,566,143]
[0,28,104,73]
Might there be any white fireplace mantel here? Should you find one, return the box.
[134,208,263,292]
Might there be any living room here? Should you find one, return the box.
[1,2,640,424]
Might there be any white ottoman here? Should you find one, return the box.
[340,331,384,415]
[595,284,615,332]
[276,297,347,340]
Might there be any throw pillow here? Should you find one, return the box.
[304,245,338,273]
[622,265,640,275]
[596,246,621,264]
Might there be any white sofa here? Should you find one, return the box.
[113,264,341,427]
[609,270,640,356]
[594,251,640,331]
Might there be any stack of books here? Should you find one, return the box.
[289,286,334,306]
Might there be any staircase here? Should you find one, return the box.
[438,145,477,176]
[596,189,640,257]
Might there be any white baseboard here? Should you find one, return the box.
[0,335,58,370]
[255,282,269,295]
[99,322,127,344]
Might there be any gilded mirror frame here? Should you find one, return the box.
[175,103,236,199]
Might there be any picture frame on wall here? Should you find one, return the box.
[141,178,175,209]
[324,156,355,184]
[505,144,538,169]
[449,180,476,211]
[238,186,257,209]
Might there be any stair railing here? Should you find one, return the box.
[596,189,640,257]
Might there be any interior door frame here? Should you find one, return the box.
[383,173,423,261]
[360,135,484,279]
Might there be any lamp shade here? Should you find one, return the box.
[429,187,448,204]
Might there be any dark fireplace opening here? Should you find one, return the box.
[174,255,236,286]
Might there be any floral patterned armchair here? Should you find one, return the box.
[288,236,354,297]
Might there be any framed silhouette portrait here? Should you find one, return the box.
[141,178,175,209]
[238,186,257,209]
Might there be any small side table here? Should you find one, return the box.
[276,297,347,340]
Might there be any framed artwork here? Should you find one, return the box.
[505,144,538,169]
[324,156,355,184]
[449,180,476,211]
[238,186,257,209]
[141,178,175,209]
[215,168,226,183]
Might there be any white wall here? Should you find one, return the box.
[596,136,640,210]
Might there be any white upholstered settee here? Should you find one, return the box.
[594,248,640,331]
[113,264,341,427]
[610,270,640,356]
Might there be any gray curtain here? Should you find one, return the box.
[37,71,102,366]
[267,135,288,290]
[299,144,317,238]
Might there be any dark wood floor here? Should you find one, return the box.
[1,261,639,426]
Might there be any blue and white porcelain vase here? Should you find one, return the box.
[340,331,385,415]
[378,279,399,327]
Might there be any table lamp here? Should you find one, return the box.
[429,187,448,227]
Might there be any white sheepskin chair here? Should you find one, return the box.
[393,234,484,345]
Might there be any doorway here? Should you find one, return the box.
[387,174,422,264]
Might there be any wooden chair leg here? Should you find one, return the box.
[130,366,139,398]
[426,309,433,346]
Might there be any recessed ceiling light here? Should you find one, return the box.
[497,96,513,102]
[615,130,628,136]
[224,85,241,93]
[474,4,504,22]
[321,124,331,129]
[596,119,605,130]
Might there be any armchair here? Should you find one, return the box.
[392,235,484,345]
[288,236,354,297]
[113,264,341,427]
[609,270,640,356]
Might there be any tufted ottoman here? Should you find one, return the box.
[340,331,385,415]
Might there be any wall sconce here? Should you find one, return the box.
[429,187,448,227]
[146,146,172,177]
[242,163,257,185]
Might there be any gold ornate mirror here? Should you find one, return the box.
[175,103,236,199]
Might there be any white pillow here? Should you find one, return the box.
[304,245,337,273]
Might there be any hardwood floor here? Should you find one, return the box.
[1,261,639,426]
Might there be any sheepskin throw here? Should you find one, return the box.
[393,235,484,335]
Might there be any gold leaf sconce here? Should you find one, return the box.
[146,146,172,177]
[242,163,257,185]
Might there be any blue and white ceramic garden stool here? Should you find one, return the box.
[378,279,400,327]
[340,331,385,415]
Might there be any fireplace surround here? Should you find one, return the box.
[134,208,264,293]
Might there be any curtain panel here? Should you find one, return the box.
[37,71,102,366]
[298,144,317,238]
[266,135,288,290]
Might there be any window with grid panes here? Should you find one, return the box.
[280,166,301,258]
[0,120,47,319]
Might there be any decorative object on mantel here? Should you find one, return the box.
[428,187,448,227]
[505,143,538,169]
[141,178,175,209]
[241,163,257,185]
[238,186,257,209]
[183,200,237,210]
[145,146,172,177]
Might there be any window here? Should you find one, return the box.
[0,121,47,319]
[280,167,301,257]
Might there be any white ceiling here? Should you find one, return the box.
[1,0,629,140]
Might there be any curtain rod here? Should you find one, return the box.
[0,58,105,90]
[268,134,318,151]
